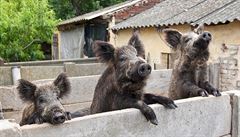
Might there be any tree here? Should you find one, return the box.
[49,0,125,20]
[48,0,76,20]
[0,0,58,62]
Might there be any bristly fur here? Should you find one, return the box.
[93,40,115,63]
[17,79,37,102]
[88,32,177,125]
[18,73,71,126]
[163,27,221,99]
[53,73,71,98]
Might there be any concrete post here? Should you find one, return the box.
[11,66,21,85]
[0,102,3,120]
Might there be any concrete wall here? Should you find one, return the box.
[64,63,106,77]
[0,102,3,119]
[0,93,233,137]
[3,58,98,66]
[0,67,12,85]
[218,45,240,91]
[0,63,105,86]
[0,70,172,122]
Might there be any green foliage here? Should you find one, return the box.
[99,0,125,7]
[0,0,126,62]
[0,0,58,62]
[48,0,76,20]
[49,0,125,20]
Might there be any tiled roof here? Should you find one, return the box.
[58,0,142,26]
[112,0,240,30]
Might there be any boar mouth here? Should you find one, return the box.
[126,63,151,82]
[194,39,210,50]
[44,108,66,125]
[51,111,66,125]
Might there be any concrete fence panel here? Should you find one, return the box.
[0,67,13,85]
[0,70,173,111]
[64,63,106,77]
[21,66,64,82]
[0,94,231,137]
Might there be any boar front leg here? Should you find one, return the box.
[197,64,221,97]
[143,93,177,109]
[65,112,72,120]
[182,81,209,97]
[20,112,44,126]
[116,95,158,125]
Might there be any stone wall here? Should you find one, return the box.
[218,45,240,91]
[0,93,233,137]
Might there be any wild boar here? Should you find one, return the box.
[90,32,177,125]
[163,25,221,100]
[17,73,71,126]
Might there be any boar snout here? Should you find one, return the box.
[138,63,151,77]
[52,111,66,124]
[201,32,211,42]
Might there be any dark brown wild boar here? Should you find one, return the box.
[17,73,71,126]
[90,32,177,125]
[163,25,221,100]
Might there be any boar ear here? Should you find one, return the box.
[194,24,204,34]
[53,73,71,98]
[128,31,145,58]
[93,40,115,63]
[163,29,182,50]
[17,79,37,102]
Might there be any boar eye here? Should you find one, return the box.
[57,97,59,100]
[185,38,192,43]
[119,56,127,62]
[38,97,46,104]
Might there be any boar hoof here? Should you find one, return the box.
[65,112,72,120]
[35,117,44,124]
[150,118,158,125]
[199,89,209,97]
[211,89,221,97]
[162,99,178,109]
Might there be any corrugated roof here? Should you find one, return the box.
[112,0,240,30]
[58,0,142,26]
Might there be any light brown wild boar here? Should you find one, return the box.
[163,25,221,100]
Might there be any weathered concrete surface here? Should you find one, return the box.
[145,69,172,97]
[20,94,231,137]
[4,111,22,123]
[0,87,22,111]
[64,63,106,77]
[0,70,172,111]
[0,102,3,119]
[221,135,231,137]
[226,90,240,137]
[0,67,12,85]
[0,120,21,137]
[3,58,98,66]
[0,62,105,86]
[21,66,64,82]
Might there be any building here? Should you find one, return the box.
[111,0,240,69]
[55,0,161,59]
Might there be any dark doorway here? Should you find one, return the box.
[84,23,108,57]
